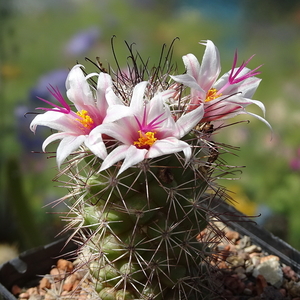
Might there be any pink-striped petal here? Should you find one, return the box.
[56,135,87,168]
[99,144,130,172]
[197,40,221,91]
[173,104,204,138]
[147,137,191,163]
[118,145,148,175]
[84,135,107,160]
[66,65,94,109]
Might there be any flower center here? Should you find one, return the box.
[205,88,222,102]
[134,131,157,149]
[76,110,94,129]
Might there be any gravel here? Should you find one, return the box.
[206,222,300,300]
[11,223,300,300]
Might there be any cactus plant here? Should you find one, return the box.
[30,39,269,299]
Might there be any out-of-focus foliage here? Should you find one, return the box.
[1,0,300,252]
[244,0,300,21]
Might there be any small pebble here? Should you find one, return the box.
[225,230,239,241]
[288,282,300,297]
[256,274,268,295]
[237,273,247,280]
[249,252,261,258]
[245,264,255,273]
[49,267,65,280]
[57,259,74,272]
[39,277,51,290]
[18,293,29,299]
[237,235,251,249]
[63,273,78,291]
[235,266,245,274]
[217,261,228,269]
[243,288,253,295]
[27,287,38,296]
[28,295,43,300]
[279,288,287,297]
[260,254,280,263]
[250,255,261,266]
[72,279,80,291]
[244,244,261,253]
[226,255,244,267]
[253,258,283,288]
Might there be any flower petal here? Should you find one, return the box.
[197,40,221,91]
[147,137,191,163]
[118,145,148,175]
[104,104,133,123]
[96,72,113,111]
[105,87,124,106]
[66,65,94,109]
[212,94,266,116]
[173,104,204,138]
[41,132,72,151]
[145,93,171,127]
[170,74,205,93]
[129,81,148,113]
[245,111,272,130]
[89,122,134,145]
[56,135,87,168]
[30,111,81,134]
[247,98,266,115]
[203,101,243,121]
[102,87,134,123]
[239,78,261,98]
[84,134,107,160]
[203,94,268,123]
[105,82,148,123]
[99,144,130,172]
[182,53,201,80]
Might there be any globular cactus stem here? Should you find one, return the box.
[74,147,217,300]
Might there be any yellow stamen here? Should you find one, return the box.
[134,131,157,149]
[76,110,94,129]
[205,88,222,102]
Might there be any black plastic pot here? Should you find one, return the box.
[1,202,300,299]
[0,237,77,300]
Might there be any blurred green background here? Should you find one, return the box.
[1,0,300,255]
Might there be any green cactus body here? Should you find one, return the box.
[75,145,216,300]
